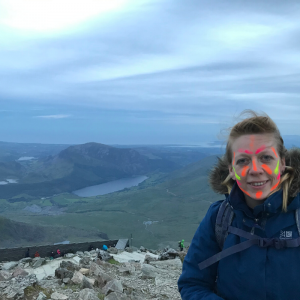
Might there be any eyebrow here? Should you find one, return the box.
[238,149,253,154]
[255,146,266,154]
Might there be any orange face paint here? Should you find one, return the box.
[271,147,278,158]
[250,135,254,150]
[256,191,263,198]
[241,166,249,177]
[239,186,251,197]
[271,180,280,191]
[233,152,236,165]
[261,164,272,175]
[252,157,257,171]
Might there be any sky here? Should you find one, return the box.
[1,0,300,145]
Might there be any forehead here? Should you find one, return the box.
[231,134,275,152]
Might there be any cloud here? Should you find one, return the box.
[1,0,300,143]
[35,114,71,119]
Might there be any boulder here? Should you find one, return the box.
[139,246,146,252]
[98,250,113,262]
[107,247,118,254]
[12,267,29,278]
[64,253,74,258]
[141,264,158,279]
[144,254,157,264]
[102,279,123,295]
[63,278,70,284]
[55,267,74,280]
[79,257,91,267]
[94,271,113,288]
[0,270,12,281]
[20,257,32,263]
[37,291,48,300]
[79,268,89,275]
[81,276,94,289]
[104,292,130,300]
[31,258,45,268]
[2,261,18,270]
[150,258,182,270]
[51,291,69,299]
[60,260,80,272]
[78,288,99,300]
[71,271,84,284]
[125,247,133,253]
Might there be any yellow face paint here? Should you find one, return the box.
[232,165,241,180]
[274,160,280,175]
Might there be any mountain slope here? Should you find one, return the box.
[0,142,179,198]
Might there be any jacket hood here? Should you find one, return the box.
[209,148,300,198]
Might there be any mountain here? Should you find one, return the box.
[0,215,107,248]
[0,142,179,198]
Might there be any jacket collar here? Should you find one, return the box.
[228,183,300,218]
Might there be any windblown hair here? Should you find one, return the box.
[222,110,295,212]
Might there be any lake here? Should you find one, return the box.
[72,175,148,197]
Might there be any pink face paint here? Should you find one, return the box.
[255,145,266,154]
[237,180,241,186]
[238,149,253,154]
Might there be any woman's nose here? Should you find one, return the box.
[249,157,263,174]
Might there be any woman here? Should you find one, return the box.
[178,111,300,300]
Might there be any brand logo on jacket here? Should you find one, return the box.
[280,230,292,239]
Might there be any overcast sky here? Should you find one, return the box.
[1,0,300,145]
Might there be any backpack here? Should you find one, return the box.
[198,199,300,270]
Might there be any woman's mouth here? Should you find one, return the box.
[248,180,269,189]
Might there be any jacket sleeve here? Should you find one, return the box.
[178,201,224,300]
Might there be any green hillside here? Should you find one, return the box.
[3,155,223,249]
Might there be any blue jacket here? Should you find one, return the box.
[178,148,300,300]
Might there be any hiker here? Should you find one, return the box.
[102,245,108,251]
[56,249,61,257]
[179,239,184,251]
[178,110,300,299]
[34,251,40,258]
[25,248,30,258]
[88,245,94,251]
[50,251,55,260]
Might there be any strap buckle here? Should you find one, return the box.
[258,238,285,249]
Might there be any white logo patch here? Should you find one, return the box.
[280,230,292,239]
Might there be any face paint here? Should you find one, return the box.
[241,166,249,177]
[271,147,278,158]
[261,164,272,175]
[274,160,280,175]
[255,145,266,154]
[256,191,263,198]
[232,165,241,180]
[252,157,258,171]
[231,134,284,202]
[238,149,253,154]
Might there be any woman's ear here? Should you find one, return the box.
[229,165,236,180]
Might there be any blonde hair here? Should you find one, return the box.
[222,110,294,212]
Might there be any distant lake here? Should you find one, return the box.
[73,175,148,197]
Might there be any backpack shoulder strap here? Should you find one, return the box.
[215,199,235,250]
[295,208,300,237]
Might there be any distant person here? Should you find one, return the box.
[50,251,55,260]
[102,245,108,251]
[178,111,300,299]
[56,249,61,257]
[25,248,30,258]
[34,251,40,258]
[179,240,184,251]
[88,245,94,251]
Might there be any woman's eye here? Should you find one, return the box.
[236,158,249,165]
[261,155,273,162]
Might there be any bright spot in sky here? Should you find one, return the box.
[0,0,129,32]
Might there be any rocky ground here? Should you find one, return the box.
[0,246,187,300]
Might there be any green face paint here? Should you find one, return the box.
[233,165,241,180]
[274,160,280,175]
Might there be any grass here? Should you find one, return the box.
[108,258,121,265]
[24,285,52,299]
[98,293,105,300]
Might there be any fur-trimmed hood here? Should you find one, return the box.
[209,148,300,197]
